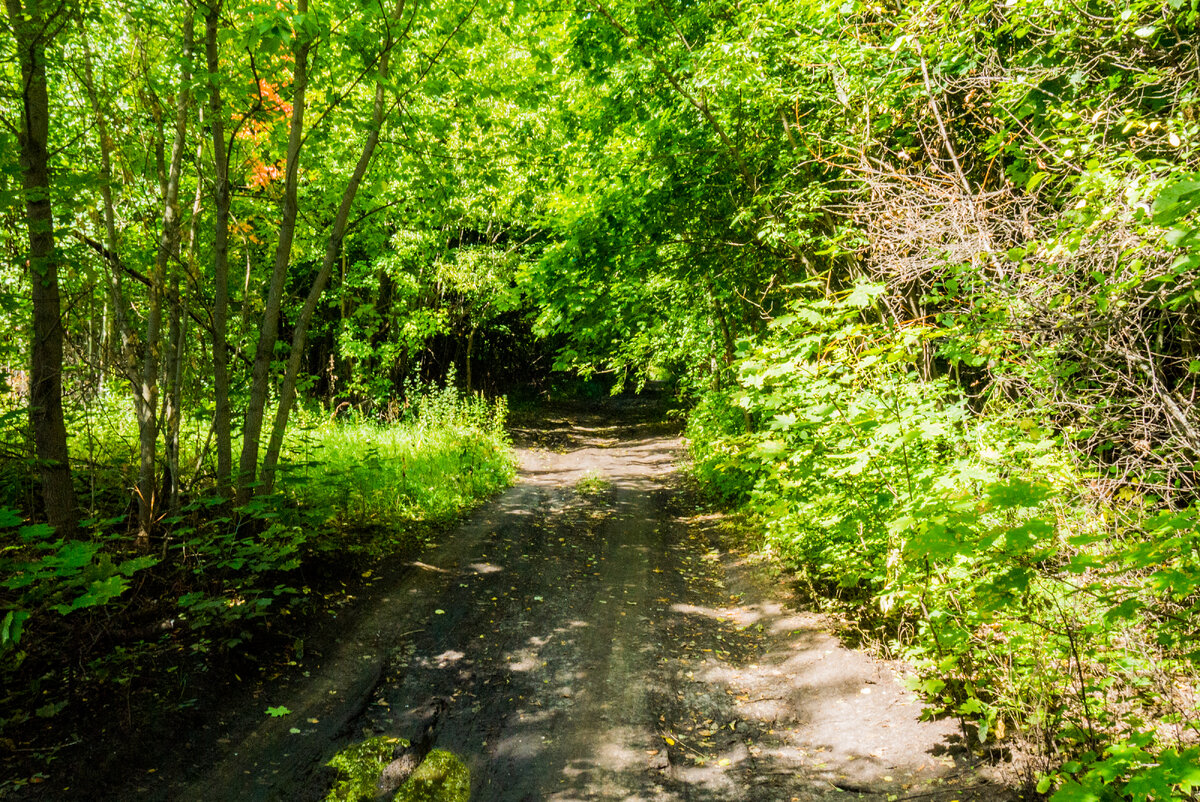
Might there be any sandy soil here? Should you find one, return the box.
[100,400,1020,801]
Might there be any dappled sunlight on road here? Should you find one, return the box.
[187,401,1014,801]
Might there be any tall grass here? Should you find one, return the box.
[14,378,516,531]
[279,384,515,532]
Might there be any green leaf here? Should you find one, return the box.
[753,439,787,457]
[18,523,55,542]
[49,541,100,573]
[117,555,159,576]
[987,479,1053,509]
[1159,748,1200,789]
[266,706,292,717]
[1002,518,1054,551]
[845,283,884,309]
[769,413,798,431]
[0,609,30,653]
[1050,780,1102,802]
[1152,176,1200,226]
[53,575,128,615]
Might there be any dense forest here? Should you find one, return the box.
[2,0,1200,798]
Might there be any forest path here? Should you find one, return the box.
[179,400,1013,801]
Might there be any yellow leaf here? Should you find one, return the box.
[664,736,675,746]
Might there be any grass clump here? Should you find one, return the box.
[574,470,610,497]
[322,740,469,802]
[393,750,469,802]
[279,384,515,553]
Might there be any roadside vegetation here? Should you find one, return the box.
[0,384,512,791]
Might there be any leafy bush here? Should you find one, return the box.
[689,283,1200,800]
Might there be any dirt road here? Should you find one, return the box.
[170,402,1014,801]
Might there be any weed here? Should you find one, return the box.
[574,470,611,497]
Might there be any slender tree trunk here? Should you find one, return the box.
[237,0,311,504]
[162,293,184,516]
[465,323,476,391]
[165,127,206,517]
[205,0,234,497]
[134,9,193,541]
[260,83,390,492]
[259,0,405,494]
[79,27,134,389]
[5,0,78,535]
[706,279,751,430]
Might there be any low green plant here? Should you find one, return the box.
[574,470,611,496]
[0,382,516,776]
[393,749,470,802]
[323,738,470,802]
[0,515,158,667]
[325,735,406,801]
[277,382,515,544]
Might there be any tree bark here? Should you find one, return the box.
[133,9,193,541]
[260,85,391,492]
[4,0,79,535]
[237,0,312,504]
[78,24,129,386]
[165,120,206,517]
[205,0,234,497]
[258,0,404,494]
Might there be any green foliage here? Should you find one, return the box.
[574,470,611,496]
[0,383,514,768]
[0,516,159,665]
[690,283,1200,800]
[393,750,470,802]
[279,377,515,539]
[323,738,469,802]
[4,0,1200,794]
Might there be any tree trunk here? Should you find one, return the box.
[465,324,476,392]
[205,0,234,497]
[79,25,134,392]
[258,0,405,494]
[237,0,311,504]
[260,82,391,493]
[165,126,206,517]
[134,9,193,542]
[5,0,79,536]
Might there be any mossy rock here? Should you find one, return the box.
[324,735,406,801]
[323,739,469,802]
[392,749,470,802]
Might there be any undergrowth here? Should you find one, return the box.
[0,382,513,793]
[688,283,1200,802]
